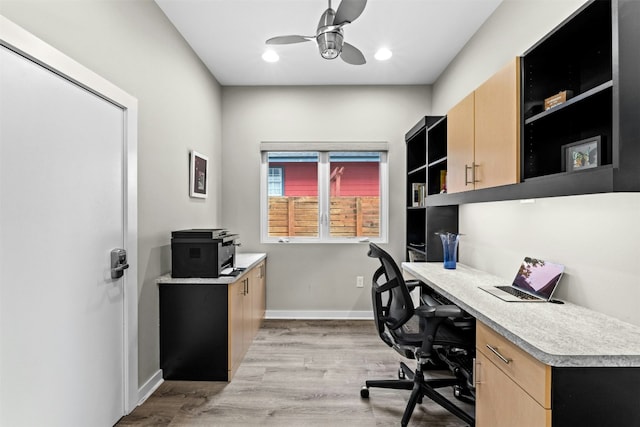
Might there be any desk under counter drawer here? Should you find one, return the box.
[475,321,551,427]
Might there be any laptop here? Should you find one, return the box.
[480,257,565,302]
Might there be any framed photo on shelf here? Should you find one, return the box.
[561,136,601,172]
[189,150,208,198]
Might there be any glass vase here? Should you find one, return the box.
[438,232,460,269]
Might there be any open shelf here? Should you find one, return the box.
[524,80,613,125]
[521,0,614,183]
[406,116,457,262]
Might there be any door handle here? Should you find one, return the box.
[111,248,129,279]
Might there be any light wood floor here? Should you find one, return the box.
[117,319,472,426]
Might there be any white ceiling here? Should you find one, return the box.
[154,0,503,86]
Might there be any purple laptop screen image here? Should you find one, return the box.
[513,257,565,299]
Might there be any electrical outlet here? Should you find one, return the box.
[356,276,364,288]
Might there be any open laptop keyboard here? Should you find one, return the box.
[497,286,540,301]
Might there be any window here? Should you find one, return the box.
[267,167,284,196]
[260,142,388,243]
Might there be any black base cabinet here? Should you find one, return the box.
[159,284,229,381]
[552,367,640,426]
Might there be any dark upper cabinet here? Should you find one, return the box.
[424,0,640,207]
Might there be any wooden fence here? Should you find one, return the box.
[268,196,380,237]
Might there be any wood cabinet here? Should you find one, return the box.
[447,58,520,194]
[254,261,266,329]
[476,352,550,427]
[447,92,475,194]
[228,260,266,379]
[159,257,266,382]
[228,278,248,378]
[475,320,640,427]
[475,58,520,189]
[476,322,551,427]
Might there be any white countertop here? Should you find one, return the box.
[403,262,640,368]
[157,253,266,285]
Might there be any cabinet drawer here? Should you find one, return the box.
[476,351,551,427]
[477,322,551,408]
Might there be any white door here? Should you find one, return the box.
[0,42,129,425]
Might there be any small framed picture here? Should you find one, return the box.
[561,136,601,172]
[190,150,208,198]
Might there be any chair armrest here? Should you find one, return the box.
[406,279,421,291]
[414,304,464,319]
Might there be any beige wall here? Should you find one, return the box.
[432,0,640,327]
[0,0,223,385]
[432,0,589,114]
[221,86,430,315]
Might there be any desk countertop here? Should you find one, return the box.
[157,253,266,285]
[403,262,640,368]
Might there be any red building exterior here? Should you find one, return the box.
[270,162,379,197]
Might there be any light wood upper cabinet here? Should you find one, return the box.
[447,58,521,193]
[447,92,475,194]
[475,57,520,190]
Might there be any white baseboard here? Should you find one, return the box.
[137,369,163,406]
[265,310,373,320]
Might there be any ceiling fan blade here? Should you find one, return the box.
[340,42,366,65]
[266,35,312,45]
[333,0,367,25]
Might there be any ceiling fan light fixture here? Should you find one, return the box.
[262,50,280,63]
[317,31,343,60]
[374,48,392,61]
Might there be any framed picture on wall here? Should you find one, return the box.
[190,150,208,198]
[561,136,601,173]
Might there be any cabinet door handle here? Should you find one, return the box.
[473,357,480,385]
[486,344,512,364]
[466,162,480,185]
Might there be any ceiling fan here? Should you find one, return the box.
[265,0,367,65]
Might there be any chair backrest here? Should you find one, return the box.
[367,243,414,345]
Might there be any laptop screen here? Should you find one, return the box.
[512,257,565,300]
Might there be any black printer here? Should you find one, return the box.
[171,229,238,278]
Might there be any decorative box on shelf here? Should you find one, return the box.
[544,90,573,110]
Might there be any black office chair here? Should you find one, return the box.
[360,243,475,427]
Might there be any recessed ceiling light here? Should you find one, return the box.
[262,50,279,63]
[374,48,392,61]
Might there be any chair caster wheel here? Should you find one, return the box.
[453,385,474,404]
[360,386,370,398]
[398,367,406,379]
